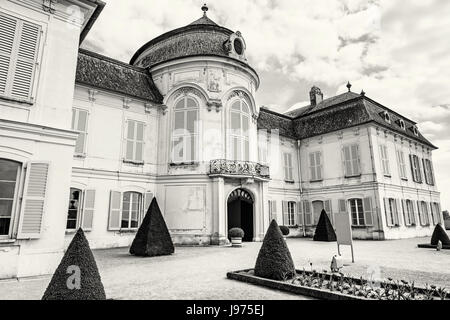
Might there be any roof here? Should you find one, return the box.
[259,92,437,149]
[285,91,361,117]
[75,49,163,103]
[189,15,219,26]
[79,0,106,44]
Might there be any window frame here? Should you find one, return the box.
[404,200,416,227]
[285,201,296,227]
[0,159,22,239]
[228,98,250,161]
[120,191,143,231]
[410,154,422,183]
[0,12,42,104]
[66,188,83,232]
[349,198,365,226]
[171,96,199,164]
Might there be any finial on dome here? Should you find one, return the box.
[347,81,352,92]
[201,4,209,16]
[360,90,366,96]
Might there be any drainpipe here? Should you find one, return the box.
[297,139,306,237]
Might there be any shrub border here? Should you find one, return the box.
[227,269,446,300]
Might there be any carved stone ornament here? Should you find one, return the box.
[207,69,222,93]
[173,87,206,102]
[207,100,222,112]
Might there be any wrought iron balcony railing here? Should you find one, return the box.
[209,159,270,180]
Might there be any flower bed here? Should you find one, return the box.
[227,269,449,300]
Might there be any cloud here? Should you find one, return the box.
[82,0,450,210]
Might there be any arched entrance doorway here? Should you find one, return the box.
[227,189,254,242]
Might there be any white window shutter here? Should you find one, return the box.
[363,197,373,226]
[297,201,303,226]
[17,162,49,239]
[282,201,287,225]
[410,201,416,225]
[11,21,40,100]
[144,192,153,214]
[384,198,393,227]
[108,190,122,231]
[0,14,18,95]
[401,199,409,226]
[81,190,95,231]
[303,201,312,226]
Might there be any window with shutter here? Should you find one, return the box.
[309,151,323,181]
[66,188,82,231]
[397,150,407,179]
[303,201,312,226]
[343,144,360,177]
[324,200,332,224]
[338,199,347,214]
[363,197,373,226]
[349,198,365,226]
[282,201,288,225]
[0,159,21,237]
[17,162,49,239]
[0,13,40,102]
[108,191,122,231]
[125,120,145,163]
[379,145,390,176]
[297,201,303,226]
[71,108,89,155]
[384,198,394,227]
[269,200,278,223]
[283,153,293,181]
[81,190,95,231]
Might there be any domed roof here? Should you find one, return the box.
[129,6,251,70]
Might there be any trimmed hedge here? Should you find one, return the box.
[130,197,175,257]
[313,209,337,242]
[254,220,296,280]
[42,228,106,300]
[279,226,290,236]
[229,228,245,238]
[431,224,450,246]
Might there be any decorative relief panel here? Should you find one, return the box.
[173,87,206,102]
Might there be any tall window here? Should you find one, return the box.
[283,153,293,181]
[67,188,82,230]
[431,202,441,225]
[404,200,416,226]
[397,150,407,179]
[379,145,390,176]
[258,131,268,164]
[343,144,360,177]
[125,120,145,163]
[349,199,364,226]
[172,97,198,163]
[0,159,21,236]
[283,201,296,226]
[0,13,41,102]
[309,151,323,181]
[229,99,250,161]
[423,159,435,186]
[410,155,422,183]
[418,201,430,226]
[384,198,400,227]
[71,108,89,155]
[121,192,142,230]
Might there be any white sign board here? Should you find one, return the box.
[335,212,355,263]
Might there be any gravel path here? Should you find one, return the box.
[0,237,448,300]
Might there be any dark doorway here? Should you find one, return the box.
[227,189,254,242]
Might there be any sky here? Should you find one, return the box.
[82,0,450,211]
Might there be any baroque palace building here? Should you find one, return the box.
[0,1,442,278]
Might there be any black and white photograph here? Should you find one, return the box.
[0,0,449,309]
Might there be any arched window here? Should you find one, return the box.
[0,159,21,236]
[172,96,199,163]
[229,99,250,161]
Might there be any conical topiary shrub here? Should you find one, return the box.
[431,224,450,246]
[42,228,106,300]
[254,220,296,280]
[313,209,337,242]
[130,197,175,257]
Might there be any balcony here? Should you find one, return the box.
[209,159,270,181]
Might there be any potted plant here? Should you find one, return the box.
[279,226,290,240]
[229,228,245,247]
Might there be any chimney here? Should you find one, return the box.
[310,86,323,106]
